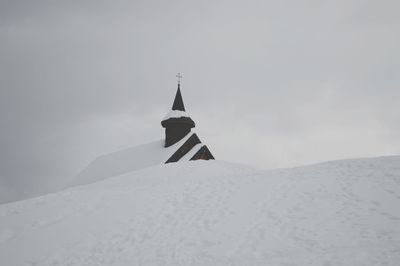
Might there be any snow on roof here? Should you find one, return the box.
[180,143,203,161]
[162,110,190,121]
[72,131,196,186]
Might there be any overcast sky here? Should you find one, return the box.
[1,0,399,202]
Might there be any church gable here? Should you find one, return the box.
[165,133,201,163]
[190,145,215,161]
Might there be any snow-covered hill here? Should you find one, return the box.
[1,156,400,265]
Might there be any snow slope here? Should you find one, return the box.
[1,156,400,265]
[73,132,195,186]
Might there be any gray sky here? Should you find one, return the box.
[1,0,399,202]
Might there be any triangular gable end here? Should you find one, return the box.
[190,145,215,161]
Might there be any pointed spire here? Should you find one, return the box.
[172,84,186,111]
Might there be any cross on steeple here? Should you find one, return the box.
[176,72,183,85]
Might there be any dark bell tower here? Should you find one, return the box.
[161,83,195,147]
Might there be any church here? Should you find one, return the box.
[162,81,214,163]
[73,76,214,186]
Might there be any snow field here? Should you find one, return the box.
[1,156,400,265]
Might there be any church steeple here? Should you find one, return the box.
[172,84,186,111]
[161,77,195,147]
[160,74,214,162]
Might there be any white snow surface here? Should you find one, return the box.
[73,132,195,186]
[162,110,190,121]
[1,156,400,265]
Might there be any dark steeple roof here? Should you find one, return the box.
[172,84,186,111]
